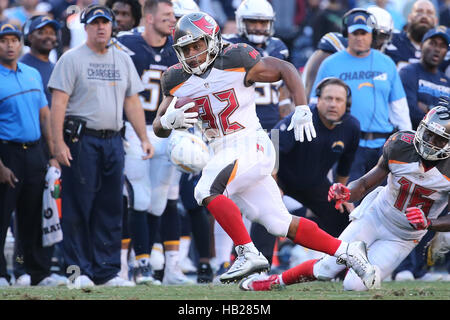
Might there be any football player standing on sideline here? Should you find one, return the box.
[104,0,142,282]
[117,0,193,285]
[153,12,378,289]
[49,5,152,288]
[241,101,450,291]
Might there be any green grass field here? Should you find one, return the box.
[0,280,448,300]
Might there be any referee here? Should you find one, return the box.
[0,23,59,286]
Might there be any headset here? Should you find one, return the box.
[315,77,352,112]
[341,8,377,38]
[80,4,117,32]
[81,4,120,142]
[22,15,61,47]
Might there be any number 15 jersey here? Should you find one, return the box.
[161,43,263,142]
[372,131,450,240]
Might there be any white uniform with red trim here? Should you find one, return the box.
[313,131,450,290]
[161,43,292,237]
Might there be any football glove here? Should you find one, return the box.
[328,183,351,210]
[287,105,317,142]
[160,96,198,130]
[405,207,430,230]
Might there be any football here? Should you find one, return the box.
[174,96,199,114]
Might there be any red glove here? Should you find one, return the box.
[328,183,351,210]
[405,207,430,230]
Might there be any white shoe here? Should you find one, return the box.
[417,272,443,282]
[337,241,378,289]
[180,257,197,274]
[134,259,160,285]
[163,266,195,285]
[441,273,450,281]
[103,276,136,287]
[50,273,69,286]
[149,243,165,271]
[394,270,415,281]
[219,245,270,283]
[69,275,95,289]
[15,274,31,286]
[0,277,10,287]
[239,273,284,291]
[37,276,60,287]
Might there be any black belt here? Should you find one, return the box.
[84,128,120,139]
[0,139,40,149]
[360,131,392,140]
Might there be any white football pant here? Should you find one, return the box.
[195,129,292,238]
[124,122,177,216]
[313,208,417,291]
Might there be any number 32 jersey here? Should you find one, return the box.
[161,43,263,141]
[373,131,450,240]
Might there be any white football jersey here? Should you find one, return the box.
[371,131,450,240]
[161,43,263,148]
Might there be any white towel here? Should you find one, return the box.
[42,166,63,247]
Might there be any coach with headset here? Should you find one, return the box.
[272,77,360,239]
[310,8,411,183]
[48,5,153,288]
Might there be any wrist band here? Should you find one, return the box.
[279,98,292,106]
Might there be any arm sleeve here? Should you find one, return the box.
[47,53,76,95]
[389,97,412,131]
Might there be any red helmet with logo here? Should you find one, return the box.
[172,12,222,75]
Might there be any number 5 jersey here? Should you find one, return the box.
[117,32,179,124]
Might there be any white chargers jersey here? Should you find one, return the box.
[371,131,450,240]
[161,43,263,148]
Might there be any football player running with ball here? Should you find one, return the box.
[153,12,378,289]
[242,100,450,291]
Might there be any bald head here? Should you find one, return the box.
[407,0,437,44]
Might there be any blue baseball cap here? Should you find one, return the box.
[25,15,61,36]
[83,7,114,24]
[422,26,450,46]
[0,22,22,39]
[347,11,373,34]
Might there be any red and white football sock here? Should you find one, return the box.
[281,259,318,285]
[207,195,252,246]
[294,217,347,256]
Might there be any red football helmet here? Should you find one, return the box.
[172,12,222,75]
[414,100,450,161]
